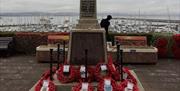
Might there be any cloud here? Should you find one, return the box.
[0,0,179,15]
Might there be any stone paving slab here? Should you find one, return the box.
[0,55,180,91]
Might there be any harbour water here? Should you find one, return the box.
[0,15,179,25]
[0,15,180,33]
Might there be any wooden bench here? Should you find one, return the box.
[48,35,69,44]
[0,37,13,56]
[115,36,147,46]
[114,36,157,64]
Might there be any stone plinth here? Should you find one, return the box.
[36,45,68,62]
[108,46,158,64]
[76,19,100,29]
[68,29,107,65]
[36,45,157,64]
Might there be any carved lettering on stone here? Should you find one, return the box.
[80,0,96,18]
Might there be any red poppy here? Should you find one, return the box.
[94,63,112,82]
[118,80,139,91]
[35,79,56,91]
[97,77,119,91]
[57,65,76,83]
[72,82,94,91]
[76,66,95,82]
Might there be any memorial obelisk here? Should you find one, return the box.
[67,0,107,65]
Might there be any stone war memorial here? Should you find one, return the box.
[68,0,107,65]
[30,0,146,91]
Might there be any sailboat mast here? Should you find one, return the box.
[0,0,1,20]
[138,8,141,25]
[166,6,171,32]
[179,0,180,20]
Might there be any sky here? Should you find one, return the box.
[0,0,180,15]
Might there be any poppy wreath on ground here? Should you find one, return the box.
[95,63,112,82]
[41,67,57,80]
[35,79,56,91]
[77,65,95,82]
[57,64,76,83]
[155,38,168,58]
[107,55,137,83]
[35,67,56,91]
[97,77,119,91]
[72,82,94,91]
[107,62,137,84]
[107,56,121,81]
[123,67,137,85]
[118,80,139,91]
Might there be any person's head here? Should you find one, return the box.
[107,15,112,20]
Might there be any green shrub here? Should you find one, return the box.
[0,31,15,37]
[14,32,48,54]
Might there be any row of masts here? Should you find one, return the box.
[0,16,78,25]
[0,15,180,33]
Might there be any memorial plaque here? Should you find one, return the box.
[68,29,107,65]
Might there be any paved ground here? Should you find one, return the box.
[0,55,180,91]
[129,59,180,91]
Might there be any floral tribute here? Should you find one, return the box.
[35,79,55,91]
[35,67,56,91]
[123,67,137,85]
[76,65,95,82]
[118,80,139,91]
[107,56,121,81]
[35,56,139,91]
[97,77,119,91]
[94,63,112,81]
[57,64,76,83]
[72,82,94,91]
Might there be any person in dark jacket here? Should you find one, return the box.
[100,15,112,41]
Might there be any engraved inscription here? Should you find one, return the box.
[81,0,96,17]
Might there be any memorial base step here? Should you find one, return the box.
[29,70,145,91]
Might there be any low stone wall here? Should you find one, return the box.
[14,32,47,54]
[14,32,69,54]
[0,32,178,59]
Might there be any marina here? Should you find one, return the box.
[0,16,180,33]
